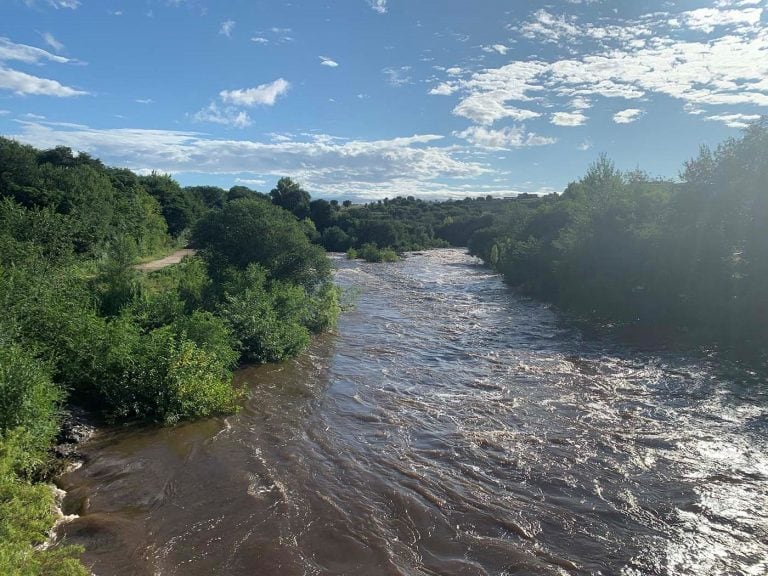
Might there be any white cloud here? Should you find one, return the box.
[613,108,644,124]
[0,37,71,64]
[48,0,79,8]
[483,44,510,55]
[455,125,557,149]
[551,111,587,126]
[219,20,236,37]
[135,98,154,104]
[704,112,761,128]
[515,9,580,42]
[251,37,269,44]
[680,7,762,33]
[319,56,339,67]
[383,66,412,86]
[430,83,456,96]
[41,32,64,53]
[569,96,591,110]
[0,67,87,97]
[436,6,768,128]
[9,122,490,200]
[0,110,9,115]
[577,139,593,151]
[0,37,85,97]
[219,78,290,106]
[193,102,251,128]
[368,0,387,14]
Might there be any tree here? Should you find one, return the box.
[270,177,311,219]
[309,198,335,232]
[192,198,331,289]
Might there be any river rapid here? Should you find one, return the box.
[57,249,768,575]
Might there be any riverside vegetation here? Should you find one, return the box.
[1,120,765,573]
[0,138,338,574]
[305,121,768,350]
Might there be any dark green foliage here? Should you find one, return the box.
[307,194,533,253]
[270,177,311,219]
[192,198,331,289]
[92,236,141,316]
[139,173,205,238]
[347,243,400,263]
[186,185,227,210]
[467,120,768,347]
[309,198,335,232]
[218,266,311,364]
[322,225,353,252]
[227,185,269,203]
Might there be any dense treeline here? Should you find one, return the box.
[0,138,337,574]
[264,175,542,257]
[293,121,767,348]
[466,121,768,347]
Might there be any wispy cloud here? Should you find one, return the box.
[135,98,154,104]
[40,32,64,53]
[613,108,645,124]
[368,0,387,14]
[0,67,87,97]
[219,20,236,37]
[455,125,557,149]
[433,4,768,130]
[319,56,339,67]
[551,111,588,126]
[219,78,290,106]
[0,37,71,64]
[680,7,762,33]
[383,66,412,87]
[193,102,251,128]
[482,44,510,55]
[0,37,85,97]
[704,112,761,128]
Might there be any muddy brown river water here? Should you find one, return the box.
[57,249,768,575]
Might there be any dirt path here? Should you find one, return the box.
[134,249,196,272]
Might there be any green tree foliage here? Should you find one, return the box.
[270,177,311,219]
[217,265,311,363]
[347,243,400,263]
[139,173,205,238]
[466,119,768,347]
[192,198,331,289]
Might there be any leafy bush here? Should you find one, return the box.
[0,430,87,576]
[348,243,400,263]
[0,344,60,475]
[217,265,311,363]
[192,198,331,290]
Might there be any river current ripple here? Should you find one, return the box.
[58,249,768,575]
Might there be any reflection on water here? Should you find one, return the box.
[57,249,768,575]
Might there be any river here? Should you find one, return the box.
[56,249,768,575]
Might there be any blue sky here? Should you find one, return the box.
[1,0,766,200]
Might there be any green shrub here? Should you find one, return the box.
[95,319,239,424]
[218,266,311,364]
[348,243,400,263]
[304,284,341,333]
[0,345,60,476]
